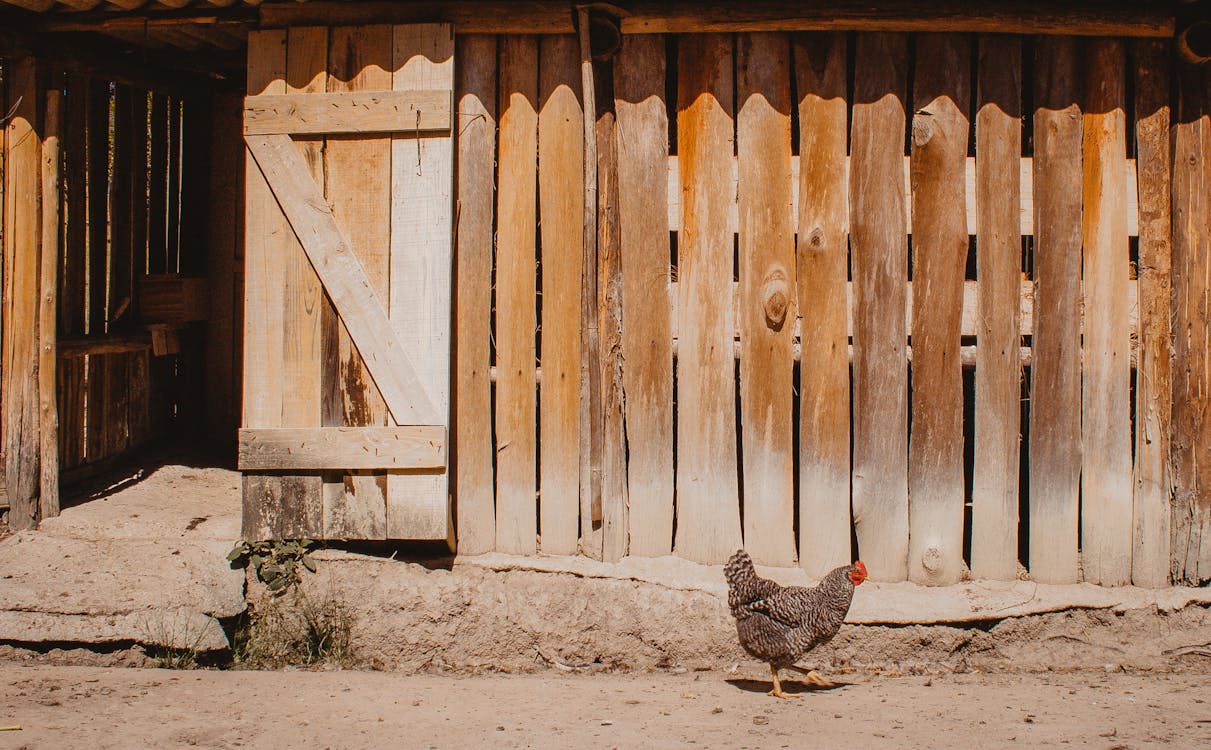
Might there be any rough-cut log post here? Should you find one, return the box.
[971,34,1022,581]
[614,34,674,557]
[1171,60,1211,586]
[1130,38,1172,588]
[2,54,44,529]
[454,35,499,555]
[849,33,910,581]
[1029,36,1082,584]
[39,86,62,522]
[908,33,970,586]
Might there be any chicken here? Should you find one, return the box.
[724,549,867,698]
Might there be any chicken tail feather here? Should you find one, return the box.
[724,549,763,610]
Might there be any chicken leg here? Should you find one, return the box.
[768,665,800,699]
[787,664,835,688]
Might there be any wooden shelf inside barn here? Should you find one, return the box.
[138,275,210,325]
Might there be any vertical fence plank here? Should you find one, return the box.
[278,26,327,539]
[794,31,850,577]
[61,73,87,339]
[1171,62,1211,585]
[322,24,394,540]
[674,33,742,564]
[241,29,288,540]
[2,55,43,529]
[736,32,796,567]
[1030,36,1082,584]
[850,33,910,581]
[615,34,674,557]
[971,34,1023,581]
[388,23,456,542]
[495,35,540,555]
[1131,39,1172,588]
[537,34,583,555]
[454,34,498,554]
[1080,38,1131,586]
[908,33,970,586]
[40,87,62,521]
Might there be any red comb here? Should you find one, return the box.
[854,561,868,576]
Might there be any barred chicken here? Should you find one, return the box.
[724,549,867,698]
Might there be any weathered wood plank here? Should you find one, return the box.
[239,427,446,470]
[1171,61,1211,586]
[387,22,455,542]
[674,33,742,564]
[794,31,850,577]
[907,33,970,586]
[241,28,288,541]
[849,32,910,581]
[971,34,1023,581]
[278,25,327,540]
[2,55,43,530]
[1131,39,1172,588]
[453,34,498,555]
[1080,38,1132,586]
[1029,36,1083,584]
[598,94,629,563]
[40,87,62,522]
[615,33,674,558]
[736,31,796,566]
[494,35,540,556]
[537,34,583,556]
[322,24,395,540]
[243,89,452,135]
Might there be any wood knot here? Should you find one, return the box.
[760,270,790,330]
[806,226,826,252]
[922,547,943,573]
[911,115,935,147]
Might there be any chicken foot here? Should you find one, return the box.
[786,664,835,688]
[768,665,801,699]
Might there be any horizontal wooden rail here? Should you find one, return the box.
[57,335,151,358]
[244,90,451,136]
[238,426,447,471]
[666,155,1140,236]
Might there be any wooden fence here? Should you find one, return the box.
[450,31,1211,587]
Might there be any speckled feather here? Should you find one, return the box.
[723,549,858,668]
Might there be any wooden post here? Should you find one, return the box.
[849,33,910,581]
[39,86,62,521]
[794,31,851,577]
[1131,39,1172,588]
[2,54,44,529]
[1171,60,1211,585]
[907,33,970,586]
[1029,36,1082,584]
[615,34,674,558]
[971,35,1023,581]
[454,34,499,555]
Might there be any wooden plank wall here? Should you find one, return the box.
[432,30,1210,586]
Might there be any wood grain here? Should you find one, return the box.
[907,33,970,586]
[615,33,674,557]
[322,24,393,540]
[849,32,910,581]
[239,427,446,470]
[243,89,451,135]
[794,31,851,577]
[387,23,455,541]
[241,29,288,541]
[39,88,62,522]
[1171,61,1211,585]
[1080,38,1132,586]
[494,35,540,556]
[1029,36,1082,584]
[971,34,1023,581]
[736,31,796,566]
[536,34,584,556]
[1130,39,1172,588]
[674,33,742,564]
[453,34,498,554]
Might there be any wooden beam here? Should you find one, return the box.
[238,427,446,471]
[245,132,440,427]
[243,89,451,136]
[255,1,1173,37]
[39,86,62,522]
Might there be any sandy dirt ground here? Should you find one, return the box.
[0,665,1209,749]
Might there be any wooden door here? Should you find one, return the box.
[239,24,454,542]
